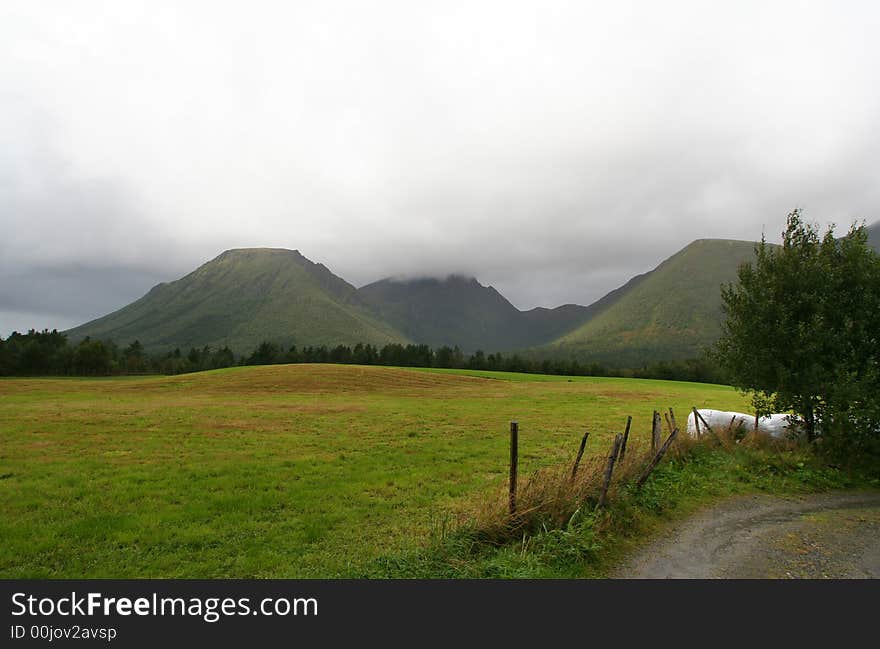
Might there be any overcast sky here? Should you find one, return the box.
[2,1,879,336]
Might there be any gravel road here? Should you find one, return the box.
[613,491,880,579]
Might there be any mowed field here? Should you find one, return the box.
[0,364,752,578]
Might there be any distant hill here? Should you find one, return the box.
[541,239,760,366]
[357,275,597,352]
[66,248,408,352]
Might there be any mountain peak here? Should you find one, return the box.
[378,273,480,287]
[66,247,406,352]
[215,247,305,259]
[356,273,593,352]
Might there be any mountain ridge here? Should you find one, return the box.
[356,274,598,352]
[65,219,878,362]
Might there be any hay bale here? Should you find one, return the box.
[687,409,801,439]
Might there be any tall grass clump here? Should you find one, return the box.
[463,417,787,546]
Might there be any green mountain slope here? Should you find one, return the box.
[543,239,760,366]
[357,275,598,352]
[66,248,408,352]
[866,221,880,252]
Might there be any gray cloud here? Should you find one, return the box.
[2,1,879,334]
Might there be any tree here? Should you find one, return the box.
[468,350,487,370]
[0,337,10,375]
[434,346,454,368]
[247,341,280,365]
[211,346,235,369]
[124,340,146,373]
[715,209,880,458]
[73,338,113,375]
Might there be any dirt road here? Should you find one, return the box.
[614,491,880,579]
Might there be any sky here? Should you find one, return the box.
[2,1,879,336]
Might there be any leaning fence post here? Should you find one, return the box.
[692,407,702,438]
[637,427,679,488]
[598,434,623,508]
[694,409,715,437]
[509,421,518,515]
[619,416,633,461]
[571,430,590,480]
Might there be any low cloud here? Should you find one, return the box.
[2,1,878,334]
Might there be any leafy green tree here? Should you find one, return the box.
[451,346,464,368]
[715,210,880,457]
[248,341,280,365]
[73,338,113,375]
[468,350,487,370]
[284,345,301,363]
[329,345,353,363]
[124,340,146,373]
[187,347,201,366]
[20,339,51,374]
[211,346,235,368]
[434,346,454,368]
[0,337,10,375]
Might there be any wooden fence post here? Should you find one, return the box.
[509,421,518,515]
[618,416,633,461]
[637,427,679,488]
[652,410,662,452]
[571,430,590,480]
[598,434,623,508]
[692,407,702,438]
[668,407,677,432]
[694,408,715,437]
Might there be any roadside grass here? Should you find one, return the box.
[359,434,878,578]
[0,364,871,578]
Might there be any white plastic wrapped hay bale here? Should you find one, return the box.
[687,409,799,439]
[757,413,798,438]
[686,409,751,436]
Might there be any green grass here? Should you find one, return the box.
[358,442,874,578]
[0,363,867,578]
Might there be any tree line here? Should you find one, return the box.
[0,330,728,384]
[0,330,236,376]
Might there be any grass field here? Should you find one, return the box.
[1,364,760,577]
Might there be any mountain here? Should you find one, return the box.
[867,221,880,252]
[357,275,599,352]
[66,248,407,352]
[541,239,760,366]
[67,222,874,362]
